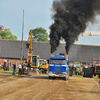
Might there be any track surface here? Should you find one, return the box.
[0,73,100,100]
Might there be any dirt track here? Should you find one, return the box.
[0,73,100,100]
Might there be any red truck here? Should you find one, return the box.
[83,58,100,78]
[90,59,100,76]
[0,60,10,71]
[0,61,7,69]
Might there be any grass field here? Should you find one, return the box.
[0,68,19,75]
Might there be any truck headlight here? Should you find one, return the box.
[49,71,52,74]
[62,65,67,67]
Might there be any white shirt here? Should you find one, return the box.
[18,64,22,69]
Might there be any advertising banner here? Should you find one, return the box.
[80,31,100,37]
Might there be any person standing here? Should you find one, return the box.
[22,63,24,74]
[18,63,22,75]
[13,63,16,76]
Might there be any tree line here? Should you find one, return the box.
[0,27,49,42]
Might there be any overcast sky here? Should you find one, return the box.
[0,0,100,46]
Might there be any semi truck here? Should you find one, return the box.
[48,53,69,81]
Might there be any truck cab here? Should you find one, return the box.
[91,59,100,75]
[83,58,100,77]
[49,54,69,80]
[24,55,40,74]
[39,59,48,74]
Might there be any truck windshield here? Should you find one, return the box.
[50,59,66,64]
[32,56,37,66]
[39,60,46,65]
[93,60,100,67]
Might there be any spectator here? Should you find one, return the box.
[22,63,24,74]
[18,63,22,75]
[12,63,16,76]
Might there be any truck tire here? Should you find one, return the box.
[39,69,43,74]
[85,68,88,77]
[49,76,52,79]
[89,68,94,78]
[83,67,85,77]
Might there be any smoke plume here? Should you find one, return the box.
[50,0,100,54]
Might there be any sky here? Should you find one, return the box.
[0,0,100,46]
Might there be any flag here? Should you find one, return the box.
[0,25,4,31]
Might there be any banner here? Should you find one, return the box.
[80,31,100,37]
[0,25,4,31]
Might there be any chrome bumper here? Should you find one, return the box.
[49,73,67,77]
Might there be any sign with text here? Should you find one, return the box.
[80,31,100,37]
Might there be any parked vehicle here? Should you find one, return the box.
[39,59,48,74]
[0,60,10,71]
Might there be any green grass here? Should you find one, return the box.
[0,68,19,75]
[72,74,99,79]
[39,73,48,76]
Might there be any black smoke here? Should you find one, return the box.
[50,0,100,54]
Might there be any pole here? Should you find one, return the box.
[20,10,24,63]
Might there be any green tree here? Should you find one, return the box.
[0,28,17,40]
[32,27,49,42]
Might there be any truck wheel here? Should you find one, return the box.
[45,71,47,74]
[83,67,85,77]
[39,69,42,74]
[49,76,51,79]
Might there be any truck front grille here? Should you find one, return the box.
[95,66,100,74]
[55,66,60,74]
